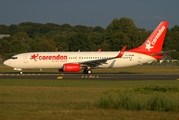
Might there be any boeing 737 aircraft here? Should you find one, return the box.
[3,21,168,74]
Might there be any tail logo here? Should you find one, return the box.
[145,25,166,51]
[145,41,154,51]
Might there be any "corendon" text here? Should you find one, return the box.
[39,54,67,61]
[151,26,165,45]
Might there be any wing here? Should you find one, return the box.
[79,46,126,67]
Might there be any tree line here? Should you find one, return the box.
[0,17,179,60]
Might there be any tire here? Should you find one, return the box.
[83,69,92,74]
[87,70,92,74]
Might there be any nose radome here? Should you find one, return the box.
[3,60,11,67]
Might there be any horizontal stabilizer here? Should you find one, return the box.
[151,50,176,56]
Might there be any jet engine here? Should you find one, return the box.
[58,63,81,72]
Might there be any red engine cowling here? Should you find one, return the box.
[58,63,81,72]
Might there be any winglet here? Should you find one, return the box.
[115,46,126,58]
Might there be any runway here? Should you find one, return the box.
[0,73,179,80]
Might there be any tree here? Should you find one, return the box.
[0,25,9,34]
[88,32,104,51]
[67,33,91,51]
[61,24,72,32]
[100,41,110,51]
[0,38,11,58]
[53,33,69,51]
[93,26,105,33]
[109,31,132,50]
[166,30,179,59]
[73,25,93,33]
[34,40,56,52]
[106,18,141,48]
[11,32,33,52]
[9,24,23,35]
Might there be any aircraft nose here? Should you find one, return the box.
[3,59,11,67]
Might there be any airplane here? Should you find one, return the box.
[3,21,168,74]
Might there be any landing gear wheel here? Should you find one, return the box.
[87,69,92,74]
[83,70,86,74]
[83,69,92,74]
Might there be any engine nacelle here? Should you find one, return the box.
[58,63,81,72]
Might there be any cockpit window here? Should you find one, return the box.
[11,57,18,59]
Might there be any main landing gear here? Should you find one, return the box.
[20,71,23,74]
[83,67,92,74]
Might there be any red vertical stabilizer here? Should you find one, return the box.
[128,21,168,55]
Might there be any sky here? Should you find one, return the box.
[0,0,179,30]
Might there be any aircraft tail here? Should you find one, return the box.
[128,21,168,55]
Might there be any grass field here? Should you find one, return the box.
[1,65,179,119]
[0,79,179,120]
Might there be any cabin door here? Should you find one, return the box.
[137,54,141,63]
[23,54,28,63]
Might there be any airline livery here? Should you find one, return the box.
[3,21,168,74]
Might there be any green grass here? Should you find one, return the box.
[134,85,179,93]
[96,90,179,111]
[1,65,179,119]
[1,79,179,120]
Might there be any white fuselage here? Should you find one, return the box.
[3,51,156,70]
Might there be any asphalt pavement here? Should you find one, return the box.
[0,73,179,80]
